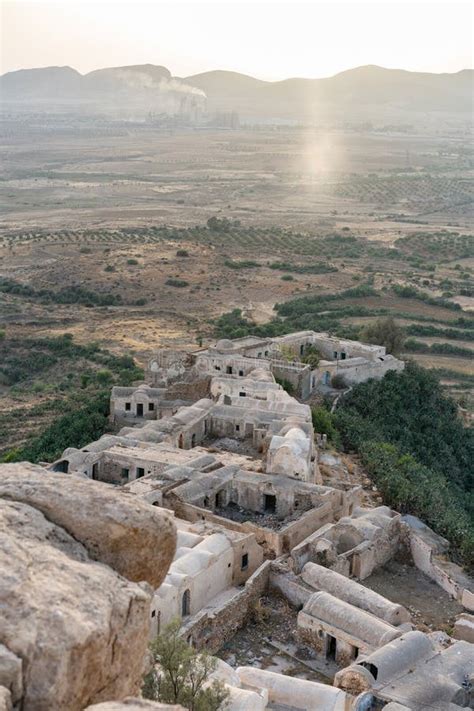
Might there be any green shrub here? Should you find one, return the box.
[165,278,189,288]
[334,363,474,567]
[360,317,405,355]
[224,259,259,269]
[143,619,229,710]
[275,377,294,395]
[331,374,347,389]
[311,406,339,445]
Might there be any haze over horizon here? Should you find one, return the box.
[1,0,473,79]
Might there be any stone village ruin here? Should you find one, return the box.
[1,331,473,711]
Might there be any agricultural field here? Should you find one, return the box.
[0,124,472,454]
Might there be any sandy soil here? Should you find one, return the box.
[364,561,463,633]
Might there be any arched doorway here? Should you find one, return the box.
[182,589,191,617]
[178,433,184,449]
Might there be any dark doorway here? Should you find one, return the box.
[226,366,233,374]
[92,463,99,480]
[136,467,145,478]
[182,589,191,617]
[178,433,184,449]
[326,634,337,660]
[360,662,378,680]
[136,403,144,417]
[264,494,276,513]
[191,433,196,448]
[300,344,305,356]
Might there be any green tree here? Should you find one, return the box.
[311,406,339,445]
[278,344,297,362]
[334,362,474,567]
[143,620,229,711]
[301,345,321,368]
[360,317,405,355]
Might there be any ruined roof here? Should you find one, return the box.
[301,562,410,625]
[343,632,474,710]
[301,591,401,648]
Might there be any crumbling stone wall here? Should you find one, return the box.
[166,376,211,402]
[180,562,271,653]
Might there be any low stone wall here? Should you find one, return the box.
[180,561,271,653]
[169,499,246,534]
[405,521,474,611]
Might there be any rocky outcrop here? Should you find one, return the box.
[0,687,12,711]
[0,463,176,587]
[0,463,177,711]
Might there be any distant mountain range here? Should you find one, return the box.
[1,63,472,123]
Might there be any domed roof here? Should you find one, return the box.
[215,339,235,352]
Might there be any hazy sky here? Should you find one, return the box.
[1,0,472,79]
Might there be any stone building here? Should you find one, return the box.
[334,630,474,710]
[150,517,264,638]
[291,506,402,579]
[301,563,410,624]
[33,333,473,711]
[76,363,319,483]
[297,591,403,667]
[166,466,360,557]
[188,331,404,398]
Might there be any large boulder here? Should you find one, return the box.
[0,463,176,587]
[0,464,177,711]
[0,644,22,706]
[0,687,12,711]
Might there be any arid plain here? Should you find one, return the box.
[1,123,473,452]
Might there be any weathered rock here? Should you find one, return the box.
[86,700,185,710]
[0,644,22,706]
[0,461,178,711]
[0,687,12,711]
[0,463,176,587]
[0,498,154,710]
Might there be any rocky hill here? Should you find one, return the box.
[0,64,205,116]
[185,64,473,122]
[1,62,472,123]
